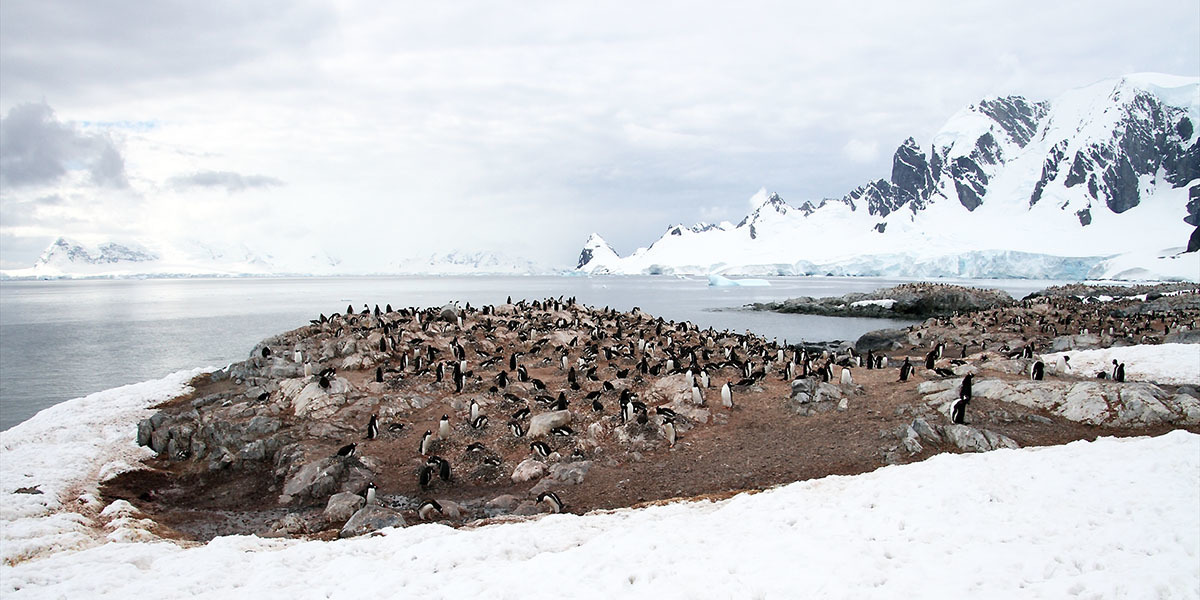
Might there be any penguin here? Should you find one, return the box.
[428,456,451,481]
[319,374,331,390]
[950,397,968,424]
[840,367,853,386]
[899,357,913,382]
[662,419,677,448]
[592,397,604,412]
[924,349,937,370]
[512,407,530,420]
[375,367,383,383]
[419,465,433,489]
[550,426,575,437]
[469,400,480,423]
[509,421,526,437]
[720,381,734,409]
[537,491,564,514]
[303,362,313,378]
[1031,360,1045,381]
[1055,355,1071,374]
[366,414,379,440]
[496,370,508,389]
[261,346,271,358]
[365,482,377,505]
[439,415,451,440]
[337,443,356,457]
[419,430,434,455]
[691,385,704,406]
[530,441,551,457]
[471,415,488,430]
[960,373,973,401]
[1114,361,1126,383]
[418,500,443,520]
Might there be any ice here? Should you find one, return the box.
[707,274,771,287]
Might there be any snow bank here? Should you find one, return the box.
[850,298,898,309]
[0,368,211,565]
[1043,344,1200,386]
[3,373,1198,599]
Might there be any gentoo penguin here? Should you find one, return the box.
[1114,361,1126,383]
[1055,355,1071,374]
[537,491,564,514]
[1031,361,1045,381]
[419,430,434,455]
[439,415,451,440]
[899,358,913,382]
[419,465,433,489]
[509,421,526,437]
[691,385,704,406]
[840,367,853,385]
[512,407,530,420]
[428,456,451,481]
[294,350,303,363]
[365,482,377,505]
[337,443,356,457]
[720,381,734,409]
[950,396,968,425]
[470,415,488,430]
[924,349,937,371]
[530,441,551,457]
[592,397,604,412]
[495,370,508,388]
[261,346,271,358]
[418,500,443,520]
[319,374,331,390]
[960,373,973,401]
[375,367,383,383]
[662,419,677,448]
[366,414,379,440]
[303,362,313,377]
[699,370,710,388]
[469,400,480,422]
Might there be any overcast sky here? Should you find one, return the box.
[1,0,1197,270]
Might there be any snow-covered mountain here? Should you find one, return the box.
[578,73,1200,281]
[0,237,558,279]
[394,250,561,275]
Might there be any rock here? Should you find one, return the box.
[837,398,849,411]
[911,417,942,443]
[855,328,908,352]
[511,501,542,516]
[279,457,346,505]
[485,494,520,511]
[1164,329,1200,344]
[532,461,592,494]
[943,425,993,452]
[917,380,957,395]
[527,411,571,438]
[323,492,365,524]
[270,513,310,535]
[511,458,548,483]
[439,500,464,520]
[899,425,923,454]
[280,376,352,419]
[340,505,405,538]
[136,419,153,447]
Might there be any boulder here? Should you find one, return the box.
[911,418,942,444]
[279,457,346,505]
[511,458,548,483]
[485,494,520,512]
[527,411,571,438]
[323,492,365,524]
[855,328,908,353]
[340,505,405,538]
[943,425,1017,452]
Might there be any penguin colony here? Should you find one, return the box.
[139,283,1195,536]
[275,295,884,523]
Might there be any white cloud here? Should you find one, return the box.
[0,0,1196,269]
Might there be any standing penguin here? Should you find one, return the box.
[950,396,969,425]
[1055,355,1071,375]
[375,367,383,383]
[365,482,377,505]
[469,400,480,423]
[899,357,913,382]
[960,373,973,401]
[840,367,853,386]
[662,418,677,448]
[720,381,734,409]
[439,415,451,440]
[924,349,937,370]
[366,414,379,440]
[419,430,434,455]
[691,385,704,406]
[1031,361,1045,381]
[418,500,444,520]
[1114,361,1126,383]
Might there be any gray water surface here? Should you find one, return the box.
[0,275,1064,431]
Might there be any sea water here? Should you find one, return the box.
[0,275,1063,431]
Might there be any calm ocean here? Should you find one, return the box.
[0,275,1063,431]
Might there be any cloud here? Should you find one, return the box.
[168,170,284,193]
[0,102,129,188]
[842,138,881,164]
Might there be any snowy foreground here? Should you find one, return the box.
[3,372,1199,598]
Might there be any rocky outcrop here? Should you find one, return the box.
[755,283,1014,319]
[340,505,405,538]
[323,492,365,525]
[787,379,849,416]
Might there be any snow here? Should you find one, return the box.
[1,368,212,565]
[850,298,897,309]
[3,371,1200,598]
[707,274,771,287]
[1043,344,1200,386]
